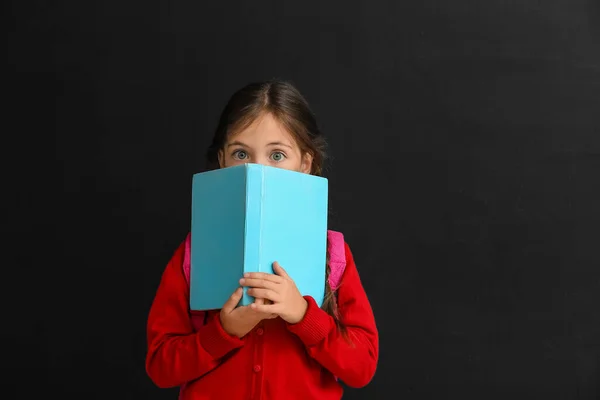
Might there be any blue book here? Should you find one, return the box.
[189,163,329,311]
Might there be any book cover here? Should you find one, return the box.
[190,163,328,311]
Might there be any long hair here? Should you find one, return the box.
[206,80,346,335]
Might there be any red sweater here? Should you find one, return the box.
[146,239,379,399]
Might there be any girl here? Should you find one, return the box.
[146,80,379,399]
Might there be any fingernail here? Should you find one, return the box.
[244,273,249,277]
[239,278,245,284]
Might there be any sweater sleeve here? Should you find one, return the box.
[286,242,379,388]
[145,241,245,388]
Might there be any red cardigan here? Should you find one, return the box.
[146,239,379,399]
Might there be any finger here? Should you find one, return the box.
[244,272,284,283]
[254,297,265,306]
[222,287,243,313]
[240,277,279,290]
[272,262,290,279]
[250,302,278,314]
[247,288,279,303]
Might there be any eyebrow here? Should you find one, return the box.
[227,141,248,148]
[227,141,293,149]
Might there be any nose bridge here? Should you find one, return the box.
[253,153,270,166]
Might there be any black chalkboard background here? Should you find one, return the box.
[5,0,600,398]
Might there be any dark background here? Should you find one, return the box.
[5,0,600,398]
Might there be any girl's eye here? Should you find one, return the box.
[233,150,248,160]
[270,151,286,162]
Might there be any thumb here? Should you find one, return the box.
[273,262,289,278]
[223,287,243,313]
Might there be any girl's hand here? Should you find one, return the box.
[240,262,308,324]
[220,288,277,338]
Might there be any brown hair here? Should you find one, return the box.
[206,80,346,335]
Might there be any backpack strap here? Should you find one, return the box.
[183,232,191,284]
[326,230,346,291]
[182,233,207,332]
[182,229,346,292]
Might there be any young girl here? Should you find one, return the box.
[146,80,379,399]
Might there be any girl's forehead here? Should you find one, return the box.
[228,113,297,147]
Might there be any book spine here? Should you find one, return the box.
[242,165,263,306]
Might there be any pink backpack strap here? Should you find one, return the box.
[325,230,346,383]
[182,233,206,332]
[326,230,346,291]
[183,232,191,284]
[180,233,194,398]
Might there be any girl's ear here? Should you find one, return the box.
[218,149,225,168]
[301,152,313,174]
